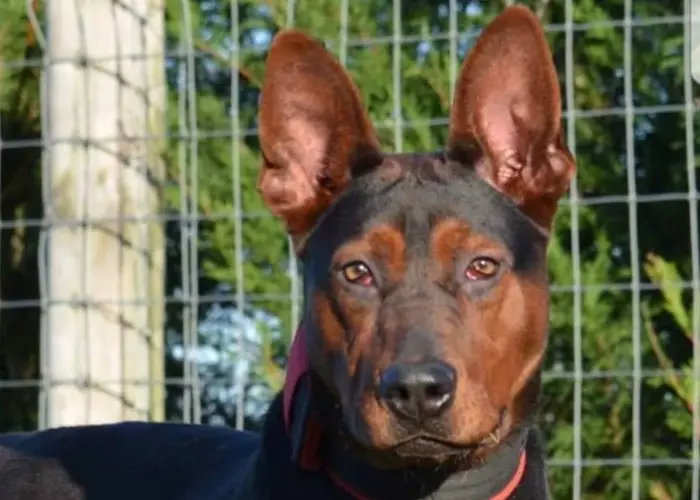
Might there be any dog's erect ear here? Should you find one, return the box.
[448,6,575,230]
[258,30,381,247]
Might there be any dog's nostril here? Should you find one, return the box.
[378,361,457,421]
[381,382,411,403]
[425,382,447,399]
[394,387,412,402]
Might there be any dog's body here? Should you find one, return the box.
[0,6,575,499]
[0,394,552,500]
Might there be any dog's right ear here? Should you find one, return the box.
[258,31,382,247]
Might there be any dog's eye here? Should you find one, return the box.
[341,261,375,286]
[465,257,500,280]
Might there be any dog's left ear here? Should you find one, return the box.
[448,5,575,229]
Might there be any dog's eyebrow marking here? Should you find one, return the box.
[336,224,406,284]
[430,218,508,273]
[366,225,407,284]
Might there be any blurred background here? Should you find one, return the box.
[0,0,697,498]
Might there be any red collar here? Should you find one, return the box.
[282,327,310,430]
[282,327,527,500]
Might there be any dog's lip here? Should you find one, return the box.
[394,434,469,450]
[393,407,509,451]
[476,407,509,446]
[387,435,473,462]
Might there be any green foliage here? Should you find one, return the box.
[0,0,43,431]
[0,0,696,497]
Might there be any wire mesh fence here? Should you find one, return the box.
[0,0,697,498]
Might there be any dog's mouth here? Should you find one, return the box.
[335,407,513,470]
[388,408,509,459]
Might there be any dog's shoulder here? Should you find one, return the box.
[0,421,261,500]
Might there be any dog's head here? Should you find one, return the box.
[258,6,574,465]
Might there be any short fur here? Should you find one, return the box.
[0,5,575,499]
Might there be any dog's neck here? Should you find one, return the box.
[280,327,530,500]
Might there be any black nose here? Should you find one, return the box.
[378,361,456,421]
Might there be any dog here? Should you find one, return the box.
[0,5,575,499]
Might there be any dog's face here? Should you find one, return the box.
[258,6,575,464]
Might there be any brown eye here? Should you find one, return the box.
[341,261,375,287]
[465,257,500,281]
